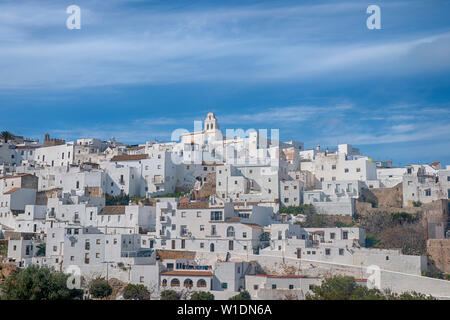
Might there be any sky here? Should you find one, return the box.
[0,0,449,166]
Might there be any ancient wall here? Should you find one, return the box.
[427,239,450,274]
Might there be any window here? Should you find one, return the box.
[140,276,144,283]
[343,231,348,240]
[162,279,167,287]
[96,253,100,258]
[170,279,180,287]
[184,279,193,288]
[339,249,344,255]
[332,165,336,170]
[221,283,228,289]
[344,168,349,173]
[253,285,259,290]
[243,232,247,238]
[425,189,431,197]
[200,225,204,231]
[210,211,223,221]
[356,168,361,173]
[96,239,101,245]
[272,284,277,289]
[234,180,238,184]
[70,256,74,261]
[330,233,335,240]
[181,211,186,218]
[197,211,202,217]
[53,246,57,252]
[289,284,294,290]
[200,242,204,248]
[325,248,331,255]
[197,279,207,288]
[227,227,235,237]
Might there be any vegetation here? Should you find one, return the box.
[89,278,112,299]
[160,289,181,300]
[105,193,130,206]
[158,191,191,198]
[412,201,423,207]
[358,211,426,255]
[0,265,83,300]
[0,131,13,143]
[35,243,46,257]
[122,284,150,300]
[364,233,382,248]
[229,290,251,300]
[422,270,450,281]
[130,196,146,204]
[306,276,436,300]
[279,204,313,216]
[0,241,7,257]
[190,291,215,300]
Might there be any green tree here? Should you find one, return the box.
[190,291,215,300]
[306,276,436,300]
[229,290,251,300]
[122,283,150,300]
[89,278,112,299]
[0,265,83,300]
[160,289,181,300]
[0,131,13,143]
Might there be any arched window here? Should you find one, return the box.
[162,279,167,287]
[184,279,193,288]
[170,278,180,287]
[197,279,207,288]
[226,226,235,237]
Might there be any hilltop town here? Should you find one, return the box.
[0,112,449,300]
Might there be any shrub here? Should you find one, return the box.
[412,201,422,207]
[0,265,83,300]
[160,289,181,300]
[89,278,112,299]
[229,290,251,300]
[123,284,150,300]
[190,291,215,300]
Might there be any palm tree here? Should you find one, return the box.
[1,131,13,143]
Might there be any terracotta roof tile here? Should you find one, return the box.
[3,187,20,195]
[156,250,196,260]
[110,154,148,162]
[98,206,126,215]
[161,270,213,277]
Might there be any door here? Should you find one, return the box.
[181,239,185,249]
[210,243,214,252]
[171,240,175,249]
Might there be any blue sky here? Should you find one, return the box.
[0,0,449,166]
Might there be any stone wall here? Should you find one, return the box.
[192,172,216,200]
[427,239,450,274]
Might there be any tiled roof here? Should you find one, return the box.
[160,270,213,277]
[98,206,126,215]
[110,154,148,162]
[156,250,196,260]
[0,173,31,180]
[250,274,320,279]
[242,223,264,229]
[3,187,20,195]
[178,202,212,209]
[225,217,241,222]
[15,145,40,149]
